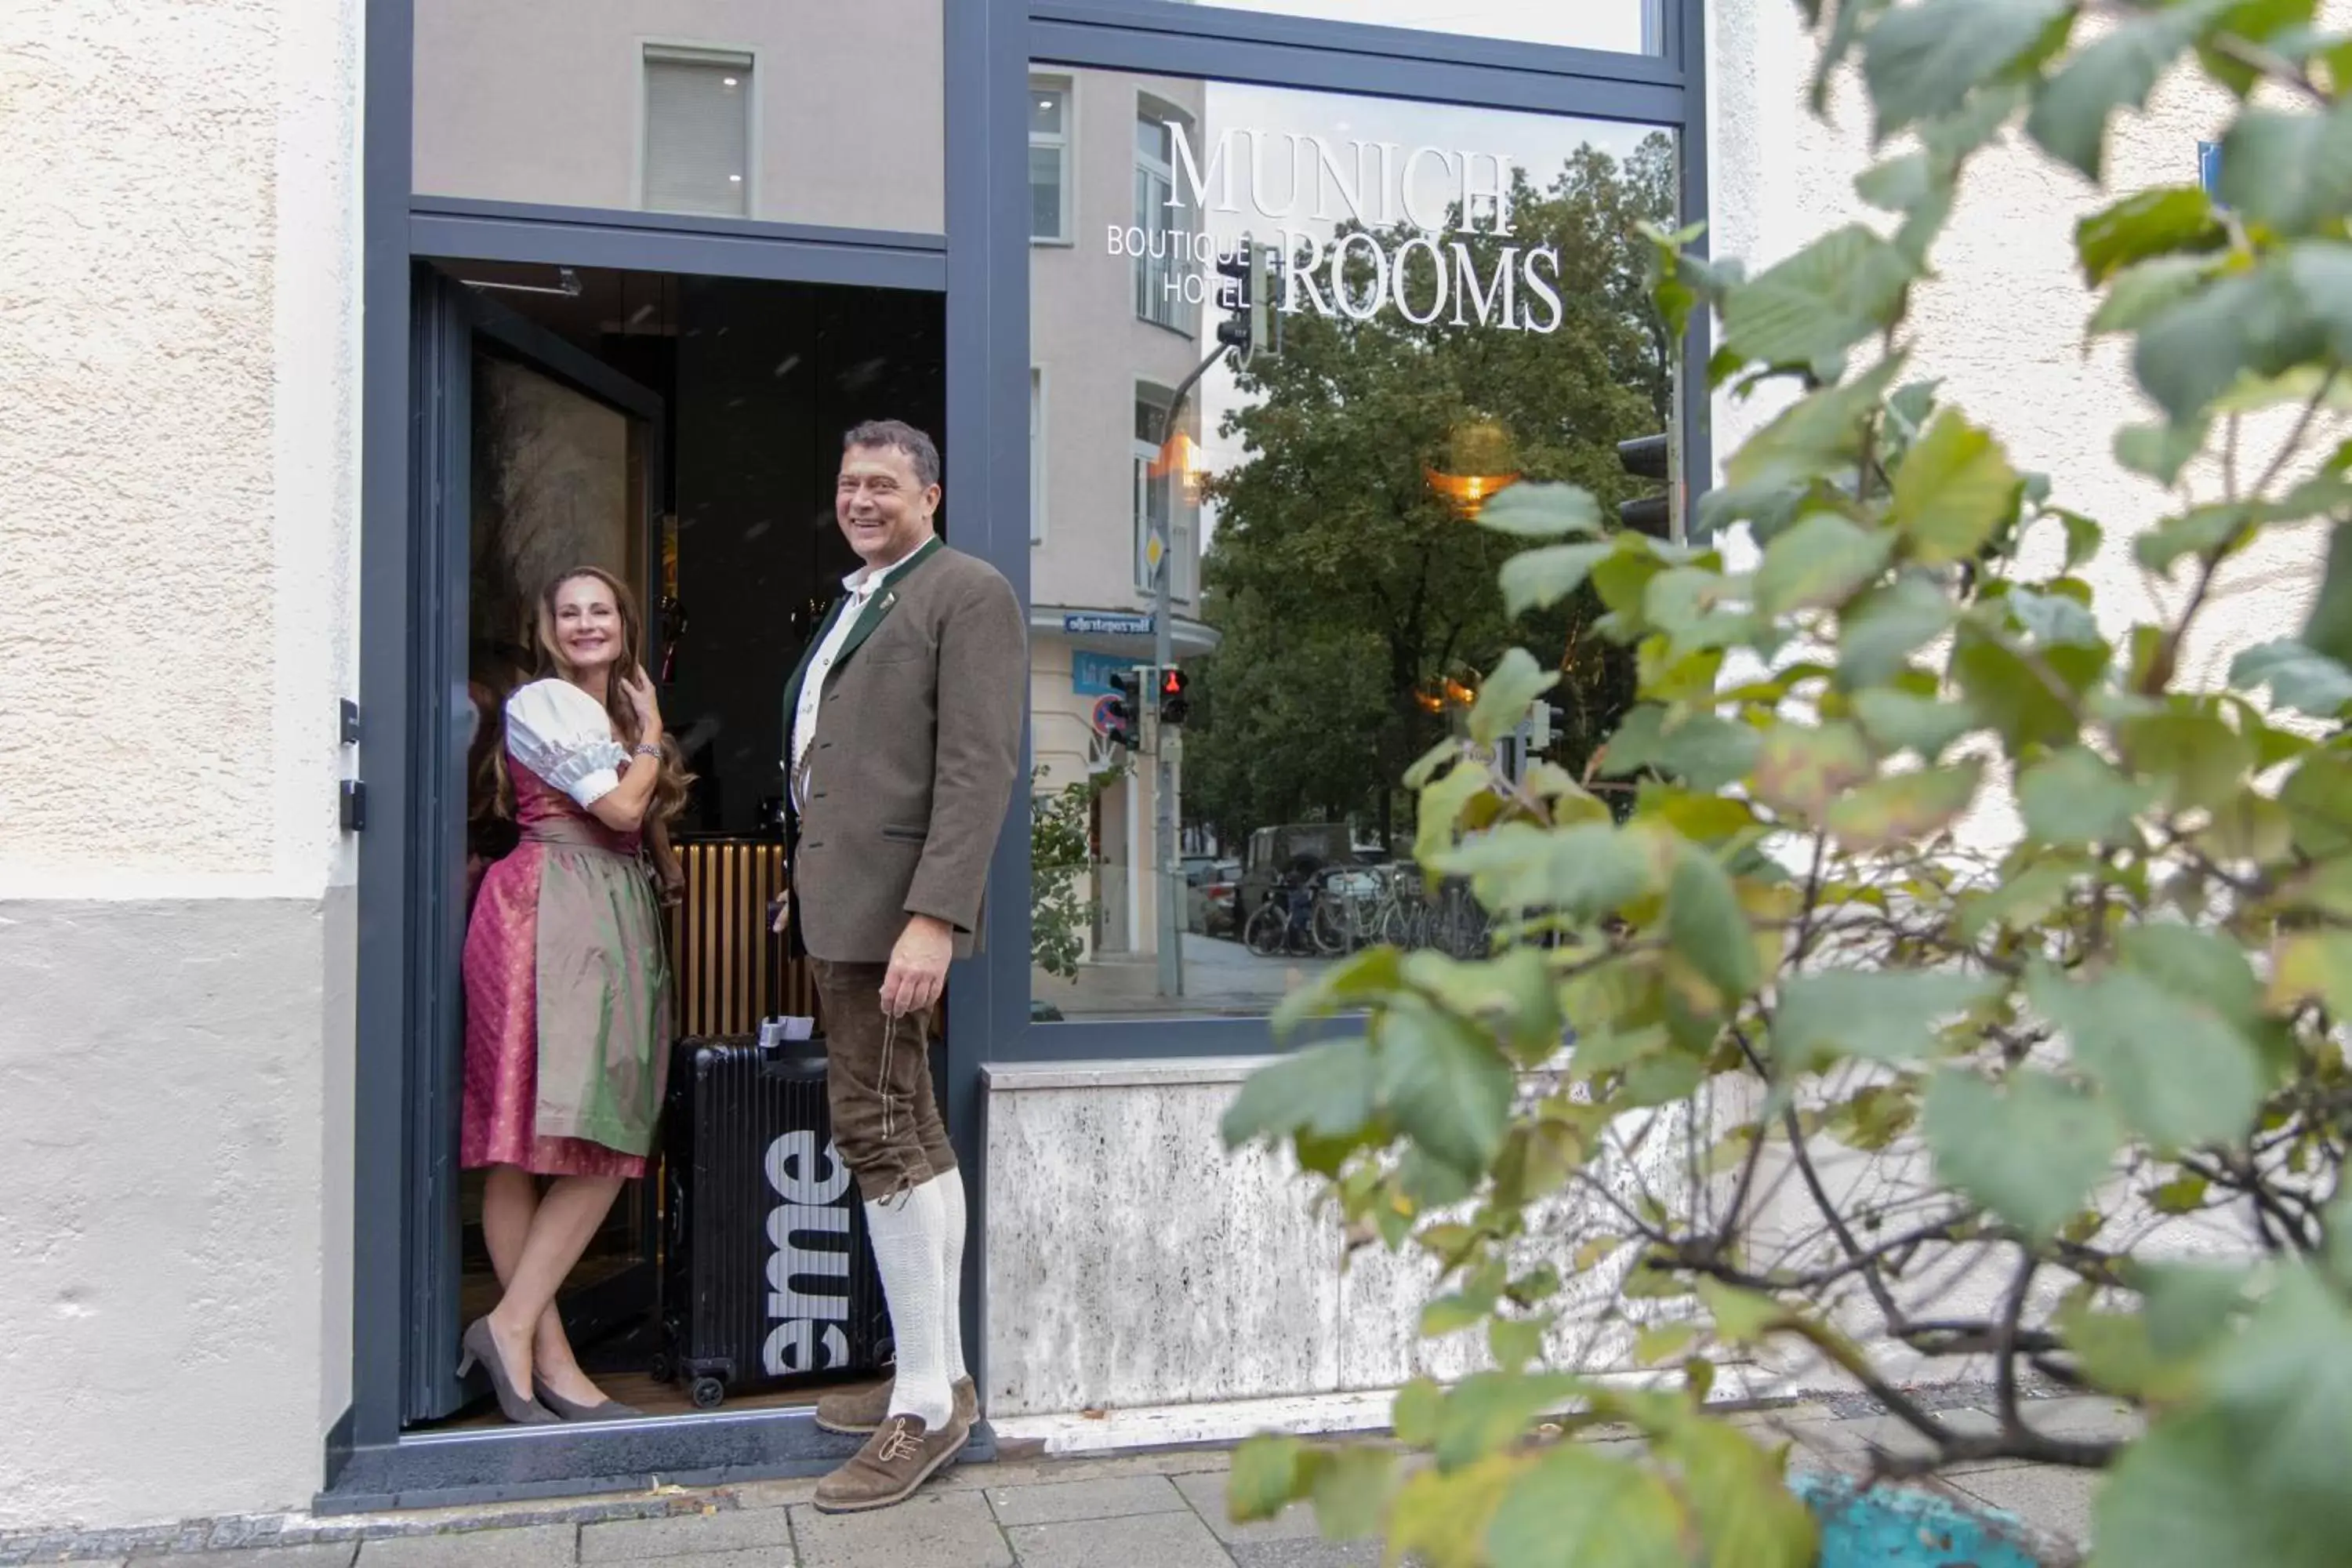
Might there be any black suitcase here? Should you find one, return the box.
[657,1035,892,1410]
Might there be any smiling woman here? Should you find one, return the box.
[456,566,688,1425]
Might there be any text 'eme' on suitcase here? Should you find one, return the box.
[655,1030,892,1410]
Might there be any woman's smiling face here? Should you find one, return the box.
[550,574,623,673]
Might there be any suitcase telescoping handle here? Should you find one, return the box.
[756,1015,826,1073]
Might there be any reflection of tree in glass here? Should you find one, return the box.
[1032,767,1120,983]
[1188,135,1671,851]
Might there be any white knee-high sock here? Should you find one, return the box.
[935,1168,969,1386]
[866,1181,953,1428]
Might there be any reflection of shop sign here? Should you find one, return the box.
[761,1129,855,1376]
[1108,126,1566,335]
[1064,612,1154,637]
[1073,650,1144,695]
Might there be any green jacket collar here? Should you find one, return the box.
[779,534,946,770]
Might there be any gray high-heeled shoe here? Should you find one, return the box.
[457,1319,560,1425]
[534,1378,643,1422]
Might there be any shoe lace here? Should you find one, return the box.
[876,1418,923,1464]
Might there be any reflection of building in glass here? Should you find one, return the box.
[1028,72,1215,969]
[1025,71,1675,1018]
[413,0,945,231]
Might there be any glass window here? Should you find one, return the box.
[1183,0,1665,54]
[1031,79,1073,243]
[1029,69,1679,1022]
[412,2,945,232]
[1133,387,1175,593]
[642,49,752,218]
[1032,368,1049,543]
[1134,99,1192,332]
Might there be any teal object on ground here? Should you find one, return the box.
[1793,1471,2052,1567]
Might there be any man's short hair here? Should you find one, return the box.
[842,419,942,490]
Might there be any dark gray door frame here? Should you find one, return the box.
[345,0,1706,1510]
[411,196,950,292]
[341,0,977,1511]
[401,274,671,1428]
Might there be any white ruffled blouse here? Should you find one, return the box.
[505,678,630,808]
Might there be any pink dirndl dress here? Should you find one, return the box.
[461,681,673,1178]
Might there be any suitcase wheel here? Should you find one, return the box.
[689,1377,727,1410]
[648,1351,673,1385]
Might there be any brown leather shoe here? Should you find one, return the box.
[811,1410,972,1513]
[815,1375,975,1435]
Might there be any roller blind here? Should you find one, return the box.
[643,51,751,217]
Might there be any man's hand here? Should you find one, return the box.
[880,913,954,1017]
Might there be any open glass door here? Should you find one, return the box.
[403,267,666,1424]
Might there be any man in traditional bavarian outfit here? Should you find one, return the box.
[777,419,1025,1512]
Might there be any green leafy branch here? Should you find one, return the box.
[1213,1,2352,1564]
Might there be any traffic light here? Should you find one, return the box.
[1616,433,1671,539]
[1158,666,1190,727]
[1215,236,1272,365]
[1105,667,1145,752]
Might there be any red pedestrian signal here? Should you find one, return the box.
[1158,666,1190,727]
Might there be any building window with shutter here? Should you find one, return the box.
[641,47,753,218]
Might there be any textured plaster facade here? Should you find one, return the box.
[0,0,362,1534]
[1700,5,2324,1390]
[1708,0,2333,678]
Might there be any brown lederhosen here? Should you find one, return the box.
[811,960,956,1202]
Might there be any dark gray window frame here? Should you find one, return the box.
[344,0,1707,1510]
[982,0,1710,1067]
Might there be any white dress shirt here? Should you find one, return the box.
[789,541,925,807]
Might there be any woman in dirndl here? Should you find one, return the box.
[458,565,687,1424]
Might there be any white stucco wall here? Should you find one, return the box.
[1701,2,2326,1390]
[0,0,361,1531]
[1706,0,2332,673]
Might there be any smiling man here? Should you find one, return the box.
[777,419,1025,1512]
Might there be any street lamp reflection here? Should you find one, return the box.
[1150,431,1206,505]
[1425,418,1519,519]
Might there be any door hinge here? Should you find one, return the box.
[340,779,368,833]
[340,699,361,745]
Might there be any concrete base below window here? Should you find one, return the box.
[979,1056,1690,1422]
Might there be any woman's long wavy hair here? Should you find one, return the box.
[524,564,694,897]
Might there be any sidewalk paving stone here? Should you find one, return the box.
[2006,1397,2140,1444]
[1004,1511,1232,1568]
[354,1527,575,1568]
[1229,1542,1382,1568]
[134,1548,358,1568]
[982,1475,1188,1528]
[580,1508,797,1563]
[985,1451,1232,1486]
[1947,1465,2100,1550]
[586,1552,791,1568]
[1777,1405,2004,1468]
[1171,1471,1319,1546]
[0,1388,2121,1567]
[720,1483,819,1515]
[785,1493,1010,1568]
